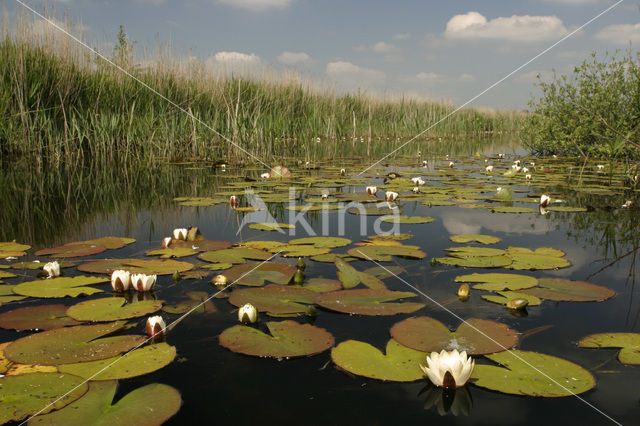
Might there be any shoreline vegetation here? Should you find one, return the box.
[0,13,523,166]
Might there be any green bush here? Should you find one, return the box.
[522,51,640,159]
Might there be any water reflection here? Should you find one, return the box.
[420,384,473,416]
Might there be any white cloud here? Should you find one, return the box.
[444,11,569,42]
[326,61,385,87]
[205,51,261,76]
[459,73,476,82]
[217,0,293,11]
[354,41,397,53]
[277,51,310,64]
[416,72,444,84]
[393,33,410,40]
[594,23,640,45]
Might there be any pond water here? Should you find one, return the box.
[1,143,639,425]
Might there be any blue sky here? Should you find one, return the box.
[11,0,640,109]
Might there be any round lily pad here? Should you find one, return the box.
[171,240,232,252]
[315,289,425,316]
[390,316,518,355]
[68,237,136,250]
[504,247,570,270]
[490,206,536,213]
[522,278,615,302]
[347,206,398,216]
[268,244,330,258]
[0,373,89,424]
[362,265,406,279]
[30,381,182,426]
[9,260,76,270]
[248,223,295,231]
[146,247,197,258]
[546,206,588,212]
[470,350,595,397]
[198,248,272,264]
[379,215,435,224]
[13,276,109,298]
[0,285,26,303]
[335,258,386,290]
[288,236,351,248]
[0,242,30,259]
[434,255,513,268]
[58,343,176,381]
[0,304,82,331]
[347,245,426,262]
[219,320,334,358]
[454,273,538,291]
[450,235,501,245]
[482,291,542,306]
[78,259,194,275]
[4,323,145,365]
[331,339,426,382]
[223,262,296,286]
[578,333,640,364]
[35,243,107,258]
[66,298,164,322]
[228,284,315,315]
[163,291,216,315]
[303,278,342,293]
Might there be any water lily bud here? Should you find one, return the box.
[131,273,156,292]
[220,164,226,170]
[457,283,469,299]
[161,237,172,248]
[448,161,454,168]
[498,153,505,158]
[445,154,449,160]
[321,193,329,200]
[506,298,529,310]
[111,270,131,292]
[485,165,494,173]
[229,195,238,209]
[146,315,166,338]
[514,160,521,167]
[340,168,346,176]
[172,270,181,281]
[306,306,317,317]
[212,274,228,286]
[42,261,60,278]
[296,257,306,270]
[172,228,187,240]
[622,200,633,209]
[293,269,305,284]
[238,303,258,323]
[539,194,551,207]
[305,161,310,167]
[422,160,428,167]
[385,191,398,202]
[412,187,420,194]
[366,186,377,195]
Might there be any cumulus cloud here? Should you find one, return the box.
[594,23,640,45]
[217,0,293,11]
[354,41,397,53]
[277,51,310,64]
[326,61,385,87]
[416,72,444,84]
[444,11,569,42]
[205,51,261,76]
[459,73,476,82]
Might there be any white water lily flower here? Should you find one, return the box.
[146,315,166,337]
[485,165,494,173]
[511,164,522,172]
[131,273,156,292]
[172,228,187,240]
[260,172,270,179]
[597,164,605,171]
[498,153,505,158]
[422,160,428,167]
[111,270,131,292]
[522,167,529,174]
[385,191,398,202]
[525,174,532,181]
[622,200,633,209]
[412,187,420,193]
[514,160,521,167]
[448,161,454,168]
[340,168,346,176]
[539,194,551,207]
[229,195,238,208]
[321,193,329,200]
[529,162,535,167]
[238,303,258,323]
[161,237,172,248]
[421,349,474,389]
[411,177,425,186]
[43,261,60,278]
[366,186,377,196]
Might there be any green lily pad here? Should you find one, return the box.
[490,206,537,213]
[0,271,16,279]
[470,350,595,397]
[268,244,330,258]
[505,247,570,270]
[58,343,176,380]
[0,304,82,331]
[522,278,615,302]
[482,291,542,306]
[78,259,194,275]
[228,284,315,315]
[546,206,588,212]
[146,247,197,258]
[288,236,351,248]
[236,241,286,250]
[434,255,513,268]
[0,285,26,303]
[13,276,109,298]
[363,265,406,279]
[578,333,640,364]
[450,235,501,245]
[390,316,518,355]
[66,298,164,322]
[198,248,272,264]
[310,253,355,263]
[446,246,506,257]
[331,339,425,382]
[335,258,386,290]
[219,320,334,358]
[347,206,398,216]
[0,242,30,259]
[35,243,107,258]
[69,237,136,250]
[29,381,182,426]
[455,273,538,291]
[315,289,425,316]
[248,223,295,231]
[0,373,89,424]
[9,260,76,270]
[4,323,145,365]
[162,291,216,314]
[347,245,426,262]
[366,233,414,242]
[303,278,342,292]
[379,215,435,224]
[222,262,296,286]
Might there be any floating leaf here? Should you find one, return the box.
[219,320,334,358]
[5,363,58,376]
[0,373,88,424]
[303,278,342,293]
[546,206,588,212]
[223,262,296,286]
[331,339,425,382]
[310,253,354,263]
[236,241,285,250]
[198,248,271,264]
[434,255,512,268]
[58,343,176,380]
[379,215,435,224]
[200,262,233,271]
[390,316,518,355]
[482,291,542,306]
[0,271,16,279]
[180,270,210,280]
[450,234,501,245]
[0,304,82,331]
[454,273,538,291]
[175,240,232,251]
[470,350,595,397]
[66,298,164,322]
[446,246,506,257]
[366,233,414,242]
[334,258,386,290]
[248,223,295,231]
[347,206,398,216]
[0,242,30,259]
[69,237,135,250]
[315,289,425,316]
[13,276,109,298]
[177,197,227,206]
[578,333,640,364]
[522,278,614,302]
[347,245,426,261]
[35,243,107,258]
[490,206,536,213]
[506,252,570,270]
[78,259,193,275]
[268,244,330,258]
[4,323,145,365]
[162,291,216,315]
[0,285,26,303]
[228,284,315,315]
[30,381,182,426]
[288,236,351,248]
[363,265,406,279]
[146,247,197,258]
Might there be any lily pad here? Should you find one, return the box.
[0,373,89,424]
[315,289,425,316]
[546,206,588,212]
[198,248,272,264]
[4,323,145,365]
[78,259,194,275]
[490,206,536,213]
[228,284,315,315]
[248,223,295,231]
[470,350,595,397]
[331,339,426,382]
[268,244,330,258]
[35,243,106,258]
[446,246,506,257]
[522,278,614,302]
[13,276,109,298]
[0,304,82,331]
[223,262,296,286]
[455,273,538,291]
[219,320,334,358]
[578,333,640,364]
[0,285,26,303]
[347,206,398,216]
[505,248,571,270]
[66,298,164,322]
[9,260,76,270]
[146,247,197,258]
[363,265,406,279]
[69,237,136,250]
[303,278,342,293]
[236,241,285,250]
[379,215,435,224]
[482,291,542,306]
[0,242,30,259]
[335,258,386,290]
[434,255,513,268]
[450,235,501,245]
[347,245,426,262]
[288,236,351,248]
[29,381,182,426]
[58,343,176,380]
[390,316,518,355]
[162,291,216,314]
